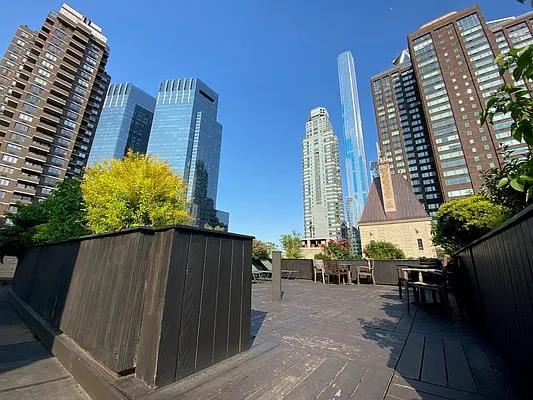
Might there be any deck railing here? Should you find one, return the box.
[280,258,423,285]
[454,204,533,383]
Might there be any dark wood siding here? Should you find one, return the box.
[454,204,533,386]
[11,225,253,389]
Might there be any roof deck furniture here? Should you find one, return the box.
[313,259,328,284]
[326,261,350,285]
[338,261,354,285]
[262,259,298,280]
[252,265,271,282]
[356,259,375,285]
[402,268,448,314]
[396,259,441,300]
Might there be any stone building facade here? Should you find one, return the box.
[359,159,437,258]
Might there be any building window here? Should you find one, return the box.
[417,239,424,250]
[1,154,18,164]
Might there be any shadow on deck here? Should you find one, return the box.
[0,286,89,399]
[1,280,522,399]
[150,280,521,400]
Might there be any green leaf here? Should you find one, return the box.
[510,178,525,192]
[498,177,509,187]
[519,174,533,183]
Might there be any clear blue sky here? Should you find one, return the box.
[0,1,529,244]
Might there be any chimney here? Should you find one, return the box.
[378,157,396,213]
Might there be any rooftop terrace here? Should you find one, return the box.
[137,281,516,399]
[0,279,521,399]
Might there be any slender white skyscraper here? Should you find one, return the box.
[337,51,370,229]
[302,107,345,240]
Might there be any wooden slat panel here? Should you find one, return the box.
[240,239,252,352]
[49,242,80,328]
[195,235,221,371]
[176,233,207,380]
[154,230,190,386]
[10,226,254,389]
[11,247,41,301]
[136,230,174,387]
[213,238,233,363]
[119,232,154,372]
[227,240,243,357]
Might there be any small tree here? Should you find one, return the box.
[481,147,528,215]
[252,240,271,260]
[82,151,191,234]
[317,239,355,260]
[363,240,406,260]
[0,179,88,258]
[280,231,303,259]
[480,45,533,202]
[33,179,88,243]
[432,195,511,254]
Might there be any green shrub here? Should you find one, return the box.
[363,240,406,260]
[432,195,511,254]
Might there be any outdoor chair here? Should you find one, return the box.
[357,258,375,285]
[313,259,328,284]
[252,265,271,281]
[261,259,298,279]
[328,260,350,284]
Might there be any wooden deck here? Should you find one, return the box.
[144,280,519,400]
[0,286,89,399]
[1,280,520,399]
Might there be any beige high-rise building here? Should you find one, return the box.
[0,4,110,216]
[302,107,345,241]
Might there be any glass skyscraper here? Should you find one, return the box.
[88,83,155,165]
[337,51,369,252]
[147,78,227,228]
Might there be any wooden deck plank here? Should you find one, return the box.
[3,280,520,400]
[247,354,324,400]
[183,348,311,400]
[396,333,425,380]
[315,361,368,400]
[281,358,346,400]
[444,340,477,392]
[463,343,508,399]
[390,374,490,400]
[420,336,447,386]
[350,367,394,400]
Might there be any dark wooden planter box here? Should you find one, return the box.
[11,225,253,390]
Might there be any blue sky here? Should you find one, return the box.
[0,1,529,244]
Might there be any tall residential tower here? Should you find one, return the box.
[337,51,370,226]
[371,50,443,215]
[408,6,529,200]
[147,78,228,229]
[0,4,110,215]
[302,107,345,241]
[371,7,533,207]
[88,83,155,165]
